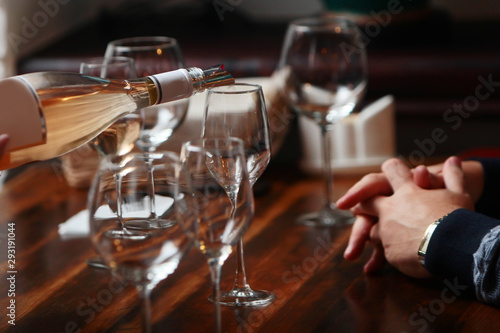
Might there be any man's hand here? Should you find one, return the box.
[342,157,474,278]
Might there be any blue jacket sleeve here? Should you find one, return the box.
[469,157,500,219]
[424,208,500,306]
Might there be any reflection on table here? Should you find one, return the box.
[0,161,499,332]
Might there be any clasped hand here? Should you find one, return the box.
[336,156,479,278]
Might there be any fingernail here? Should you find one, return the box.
[448,156,461,167]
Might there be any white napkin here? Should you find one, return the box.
[58,209,90,240]
[299,95,396,176]
[57,196,174,240]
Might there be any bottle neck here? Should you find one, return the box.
[187,67,205,94]
[147,65,234,105]
[147,69,193,105]
[125,77,155,108]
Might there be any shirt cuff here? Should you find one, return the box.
[424,208,500,289]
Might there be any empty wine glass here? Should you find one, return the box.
[80,56,141,173]
[176,138,254,333]
[89,151,191,333]
[277,17,368,227]
[105,36,188,151]
[105,36,188,228]
[80,56,142,268]
[203,83,274,306]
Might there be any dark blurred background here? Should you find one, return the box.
[4,0,500,161]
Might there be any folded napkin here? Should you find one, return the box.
[58,209,90,240]
[299,95,396,176]
[57,195,174,240]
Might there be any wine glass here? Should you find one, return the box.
[105,36,188,228]
[80,56,142,268]
[176,138,254,333]
[277,17,368,227]
[105,36,188,151]
[80,56,141,160]
[89,151,191,333]
[202,83,274,306]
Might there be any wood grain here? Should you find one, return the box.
[1,161,499,333]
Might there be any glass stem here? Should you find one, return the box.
[320,125,335,210]
[137,283,153,333]
[114,172,124,227]
[209,260,222,333]
[227,193,249,292]
[233,239,250,291]
[146,158,157,218]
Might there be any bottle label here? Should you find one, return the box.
[0,77,46,152]
[149,69,193,104]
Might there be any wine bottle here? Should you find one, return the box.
[0,65,233,170]
[90,114,142,157]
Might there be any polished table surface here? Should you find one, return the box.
[1,161,500,333]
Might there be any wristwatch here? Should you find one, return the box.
[417,214,449,266]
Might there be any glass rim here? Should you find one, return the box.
[289,16,357,31]
[107,36,179,51]
[207,83,262,95]
[80,56,135,69]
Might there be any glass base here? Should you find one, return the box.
[210,287,276,307]
[298,207,354,227]
[124,218,175,230]
[86,256,109,270]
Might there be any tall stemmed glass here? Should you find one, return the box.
[202,84,274,306]
[89,152,191,333]
[80,56,141,159]
[105,36,188,228]
[176,138,254,333]
[105,36,188,151]
[278,17,368,227]
[80,56,142,268]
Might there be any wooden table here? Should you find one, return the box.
[1,160,499,333]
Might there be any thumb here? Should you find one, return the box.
[442,156,466,194]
